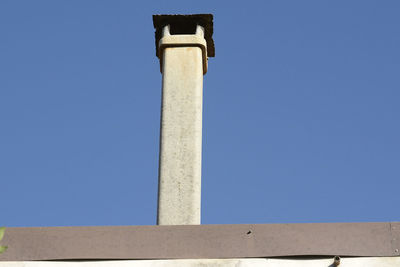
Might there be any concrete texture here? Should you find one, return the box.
[157,25,206,225]
[1,257,400,267]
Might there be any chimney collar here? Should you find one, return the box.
[153,14,215,58]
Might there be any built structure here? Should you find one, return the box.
[1,14,399,267]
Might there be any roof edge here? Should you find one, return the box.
[1,222,399,261]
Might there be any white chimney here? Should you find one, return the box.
[153,14,215,225]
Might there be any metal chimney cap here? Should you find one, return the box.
[153,14,215,58]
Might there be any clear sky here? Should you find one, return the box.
[1,1,399,227]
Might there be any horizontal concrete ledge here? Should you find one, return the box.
[0,222,399,261]
[1,257,400,267]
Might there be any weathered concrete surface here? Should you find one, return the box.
[157,25,205,225]
[1,257,400,267]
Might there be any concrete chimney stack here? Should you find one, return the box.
[153,14,215,225]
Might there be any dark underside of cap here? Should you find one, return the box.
[153,14,215,58]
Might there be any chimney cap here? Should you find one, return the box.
[153,14,215,58]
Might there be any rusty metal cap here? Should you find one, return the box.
[153,14,215,58]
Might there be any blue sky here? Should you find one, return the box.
[1,1,399,227]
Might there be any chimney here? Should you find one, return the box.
[153,14,215,225]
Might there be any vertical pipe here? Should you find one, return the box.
[157,26,205,225]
